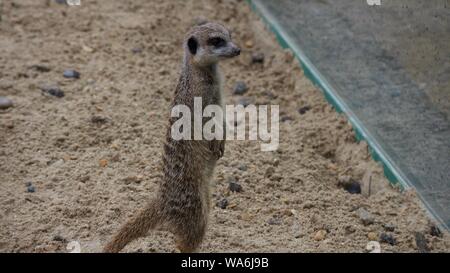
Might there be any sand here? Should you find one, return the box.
[0,0,448,253]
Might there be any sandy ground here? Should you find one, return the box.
[0,0,448,253]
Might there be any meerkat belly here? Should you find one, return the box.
[200,161,215,215]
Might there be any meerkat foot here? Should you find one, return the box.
[176,238,200,253]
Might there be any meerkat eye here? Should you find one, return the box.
[208,37,226,48]
[187,37,198,55]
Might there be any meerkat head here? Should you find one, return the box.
[184,22,241,67]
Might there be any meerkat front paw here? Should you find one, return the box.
[218,140,225,158]
[210,140,225,159]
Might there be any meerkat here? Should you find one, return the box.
[103,22,240,253]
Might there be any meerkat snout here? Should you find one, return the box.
[186,22,240,66]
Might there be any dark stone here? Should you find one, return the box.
[251,52,265,64]
[53,235,66,243]
[63,69,80,79]
[229,181,243,193]
[233,82,248,95]
[344,180,361,194]
[27,185,36,193]
[216,198,228,209]
[41,86,65,98]
[298,105,311,115]
[0,97,13,110]
[379,233,396,245]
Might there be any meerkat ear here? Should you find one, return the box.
[187,37,198,55]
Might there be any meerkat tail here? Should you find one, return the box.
[103,200,160,253]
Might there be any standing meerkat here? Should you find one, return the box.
[103,22,240,253]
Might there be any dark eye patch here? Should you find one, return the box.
[208,37,226,47]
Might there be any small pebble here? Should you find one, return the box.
[272,158,280,167]
[123,175,143,184]
[414,232,429,253]
[298,105,311,115]
[345,225,356,235]
[216,198,228,209]
[379,233,396,245]
[238,212,252,222]
[229,181,243,193]
[131,47,143,54]
[41,86,65,98]
[357,208,374,226]
[265,166,275,178]
[0,97,13,110]
[53,235,66,242]
[99,159,108,168]
[27,185,36,193]
[30,64,51,73]
[343,180,361,194]
[237,164,248,171]
[251,52,265,64]
[111,153,121,162]
[368,232,378,241]
[366,241,381,253]
[91,116,109,124]
[82,45,94,53]
[303,202,314,209]
[63,69,80,79]
[314,230,327,241]
[79,176,90,183]
[268,217,282,226]
[233,82,248,95]
[245,40,254,48]
[281,116,293,122]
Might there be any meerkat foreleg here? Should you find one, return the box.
[209,139,225,159]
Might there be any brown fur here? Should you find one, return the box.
[103,22,240,253]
